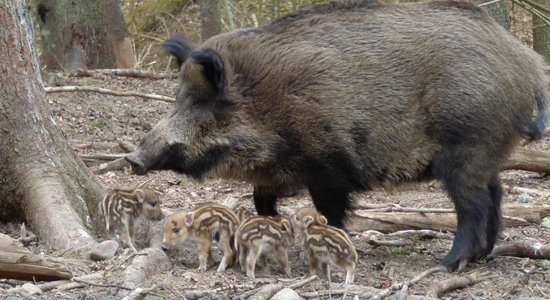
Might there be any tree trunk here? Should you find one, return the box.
[0,0,105,252]
[473,0,510,30]
[532,0,550,63]
[36,0,135,70]
[199,0,222,41]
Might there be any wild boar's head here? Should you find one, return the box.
[126,34,275,181]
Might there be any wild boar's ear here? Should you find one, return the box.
[190,49,225,97]
[162,33,195,68]
[319,216,328,225]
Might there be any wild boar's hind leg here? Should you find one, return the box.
[253,186,278,216]
[435,148,501,271]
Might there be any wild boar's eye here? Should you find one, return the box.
[173,228,180,234]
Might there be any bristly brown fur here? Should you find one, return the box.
[162,204,239,272]
[235,215,293,278]
[128,0,549,272]
[99,188,162,252]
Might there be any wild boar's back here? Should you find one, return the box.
[197,0,547,186]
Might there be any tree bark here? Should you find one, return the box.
[0,1,105,252]
[199,0,222,41]
[532,0,550,63]
[474,0,510,30]
[36,0,134,70]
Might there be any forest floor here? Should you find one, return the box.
[1,71,550,300]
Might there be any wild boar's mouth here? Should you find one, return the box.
[125,144,231,178]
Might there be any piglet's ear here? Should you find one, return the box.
[302,216,315,227]
[190,49,225,97]
[184,212,194,228]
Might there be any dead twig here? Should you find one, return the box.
[185,284,255,300]
[117,140,136,153]
[33,272,103,292]
[288,275,318,289]
[247,283,284,300]
[72,278,167,298]
[428,271,498,298]
[80,152,127,162]
[121,285,159,300]
[491,242,550,259]
[371,265,447,299]
[45,86,174,102]
[301,283,385,299]
[69,68,176,80]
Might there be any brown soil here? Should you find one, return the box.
[1,71,549,300]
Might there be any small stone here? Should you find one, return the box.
[541,217,550,229]
[270,288,301,300]
[88,240,119,261]
[518,193,530,203]
[21,283,42,295]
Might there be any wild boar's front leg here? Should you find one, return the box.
[253,186,278,216]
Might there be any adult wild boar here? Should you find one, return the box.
[126,0,549,271]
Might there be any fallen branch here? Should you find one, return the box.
[491,241,550,259]
[122,248,171,290]
[247,283,284,300]
[70,68,176,80]
[371,265,447,300]
[117,140,136,153]
[90,157,130,174]
[349,204,550,233]
[32,272,102,292]
[121,285,159,300]
[301,283,439,299]
[428,271,498,298]
[0,233,72,281]
[288,275,318,289]
[503,148,550,173]
[45,86,174,102]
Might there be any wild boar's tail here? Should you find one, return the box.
[162,33,195,68]
[525,89,549,141]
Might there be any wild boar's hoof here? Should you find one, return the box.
[125,153,147,175]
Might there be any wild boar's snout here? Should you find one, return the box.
[125,152,148,175]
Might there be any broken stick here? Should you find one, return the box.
[45,86,174,102]
[491,241,550,259]
[428,271,498,298]
[70,68,176,80]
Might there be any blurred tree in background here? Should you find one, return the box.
[36,0,135,70]
[34,0,550,70]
